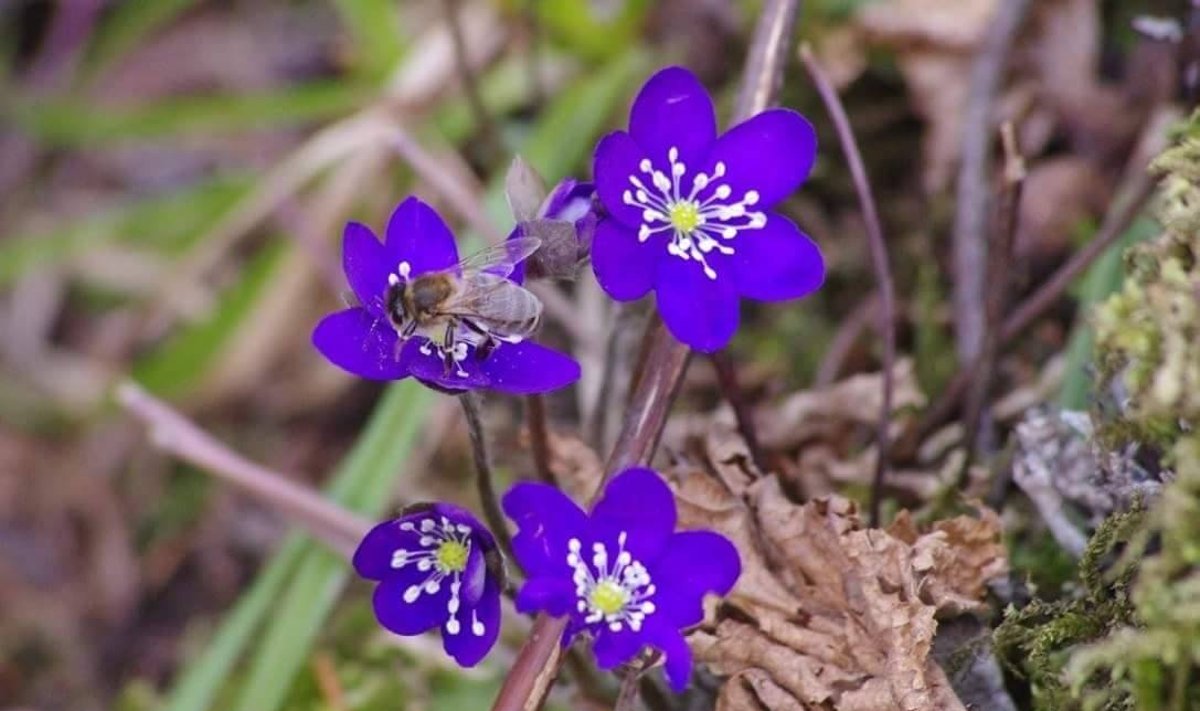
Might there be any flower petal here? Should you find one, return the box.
[372,573,450,636]
[591,219,660,301]
[592,628,646,671]
[442,574,502,667]
[514,576,575,617]
[343,221,391,316]
[481,340,581,394]
[629,66,716,169]
[593,130,650,229]
[312,308,410,380]
[503,482,588,578]
[655,260,739,353]
[400,337,490,392]
[384,196,461,276]
[353,520,421,581]
[644,617,694,692]
[590,467,677,561]
[706,109,817,209]
[731,213,825,302]
[648,531,741,628]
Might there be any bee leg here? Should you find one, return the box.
[441,322,457,375]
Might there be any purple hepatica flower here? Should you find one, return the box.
[592,66,825,352]
[353,503,503,667]
[311,196,580,394]
[503,467,740,691]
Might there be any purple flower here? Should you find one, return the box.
[591,66,825,352]
[503,467,741,691]
[312,197,581,394]
[353,503,504,667]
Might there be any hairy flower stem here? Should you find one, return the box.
[460,393,513,559]
[490,3,802,710]
[525,394,556,484]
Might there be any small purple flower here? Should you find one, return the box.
[353,503,503,667]
[503,467,740,691]
[592,66,825,352]
[312,197,580,394]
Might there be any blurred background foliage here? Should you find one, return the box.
[0,1,1186,710]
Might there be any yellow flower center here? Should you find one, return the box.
[588,580,630,615]
[436,540,469,572]
[668,201,701,233]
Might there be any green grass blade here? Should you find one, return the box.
[131,242,286,398]
[162,538,305,711]
[229,381,434,711]
[1059,216,1159,409]
[9,81,370,147]
[0,178,248,288]
[331,0,405,80]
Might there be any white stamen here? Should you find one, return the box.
[622,146,766,279]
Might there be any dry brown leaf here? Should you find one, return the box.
[757,359,925,451]
[670,454,1007,710]
[540,431,603,503]
[888,506,1007,616]
[858,0,996,50]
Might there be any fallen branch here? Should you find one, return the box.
[116,381,369,557]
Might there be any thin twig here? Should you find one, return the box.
[116,381,369,556]
[814,293,878,387]
[899,107,1177,458]
[387,125,505,244]
[710,351,770,473]
[490,2,802,709]
[951,0,1033,366]
[800,45,897,526]
[959,122,1024,485]
[614,669,643,711]
[526,394,556,484]
[443,0,504,162]
[460,392,514,558]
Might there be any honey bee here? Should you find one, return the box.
[384,237,544,371]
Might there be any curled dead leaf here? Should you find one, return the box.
[668,446,1007,710]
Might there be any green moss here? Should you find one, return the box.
[1060,109,1200,711]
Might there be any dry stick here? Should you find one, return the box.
[951,0,1033,366]
[526,394,556,484]
[460,392,514,558]
[443,0,504,162]
[710,351,770,473]
[814,293,878,387]
[388,125,506,245]
[902,109,1172,456]
[800,46,898,527]
[116,381,369,556]
[958,122,1025,487]
[614,669,643,711]
[489,3,801,710]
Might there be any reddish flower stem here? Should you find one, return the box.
[489,2,802,709]
[799,45,897,527]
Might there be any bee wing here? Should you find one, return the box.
[443,272,543,337]
[455,237,543,278]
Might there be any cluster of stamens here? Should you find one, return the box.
[622,146,766,280]
[567,532,656,633]
[391,516,485,637]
